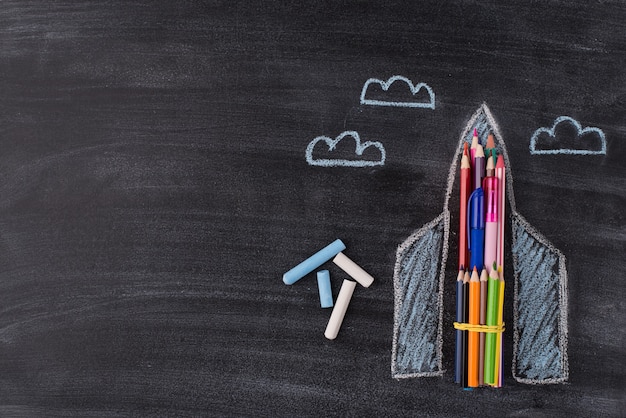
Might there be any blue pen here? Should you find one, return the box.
[467,188,485,272]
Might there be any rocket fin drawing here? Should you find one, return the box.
[510,212,569,384]
[391,104,569,384]
[391,213,448,378]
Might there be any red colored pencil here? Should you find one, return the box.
[459,144,471,269]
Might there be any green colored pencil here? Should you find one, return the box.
[484,266,500,385]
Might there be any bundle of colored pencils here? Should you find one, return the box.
[454,130,506,388]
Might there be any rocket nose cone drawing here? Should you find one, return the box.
[391,104,569,384]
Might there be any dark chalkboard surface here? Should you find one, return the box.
[1,1,625,416]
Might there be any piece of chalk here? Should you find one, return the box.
[316,270,334,308]
[324,279,356,340]
[332,252,374,288]
[282,239,346,285]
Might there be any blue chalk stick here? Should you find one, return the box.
[317,270,334,308]
[282,239,346,285]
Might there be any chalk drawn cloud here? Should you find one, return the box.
[360,75,435,109]
[305,130,386,167]
[530,116,606,155]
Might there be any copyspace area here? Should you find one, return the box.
[0,1,624,416]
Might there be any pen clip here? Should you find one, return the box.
[467,189,476,251]
[467,187,484,252]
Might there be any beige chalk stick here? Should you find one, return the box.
[324,279,357,340]
[332,252,374,288]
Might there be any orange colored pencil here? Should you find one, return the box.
[467,267,481,387]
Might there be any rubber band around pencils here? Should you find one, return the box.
[453,322,505,333]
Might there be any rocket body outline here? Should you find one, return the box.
[391,104,569,384]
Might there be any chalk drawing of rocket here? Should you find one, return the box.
[391,104,569,384]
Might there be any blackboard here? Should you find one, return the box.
[1,1,625,416]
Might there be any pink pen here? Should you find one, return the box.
[483,169,498,274]
[495,154,506,275]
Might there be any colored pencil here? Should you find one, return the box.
[459,145,471,270]
[478,267,488,386]
[462,270,470,387]
[470,128,479,169]
[467,267,480,387]
[484,265,500,385]
[455,267,465,384]
[485,149,495,178]
[473,144,485,191]
[494,266,506,387]
[485,133,496,161]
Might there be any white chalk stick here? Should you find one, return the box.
[324,279,357,340]
[332,252,374,288]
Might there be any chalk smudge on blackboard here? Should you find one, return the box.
[530,116,606,155]
[511,213,569,384]
[391,104,569,384]
[305,130,386,167]
[391,213,447,378]
[360,75,435,109]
